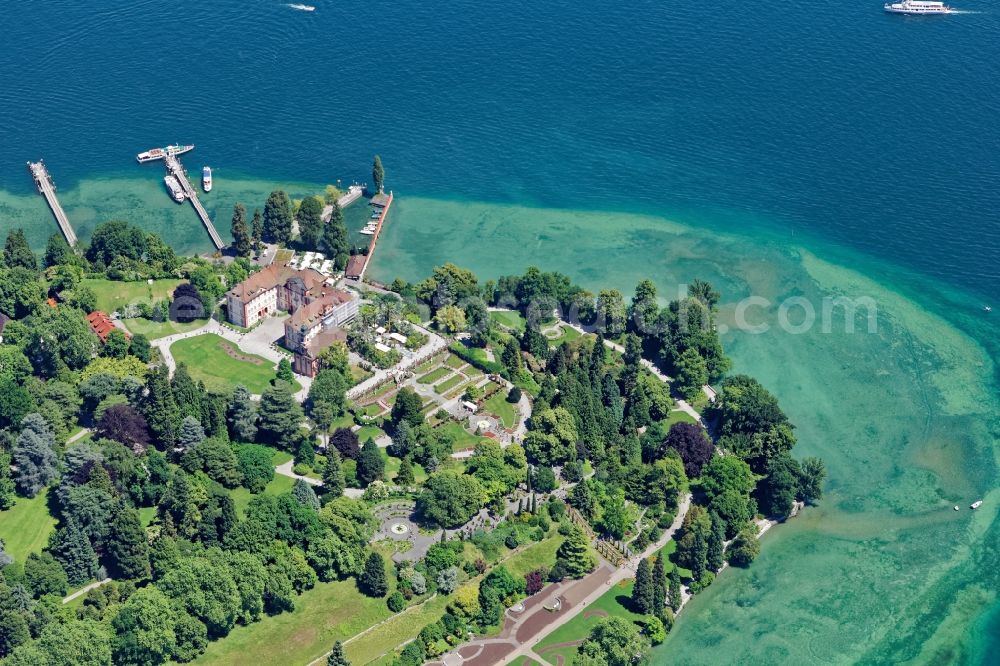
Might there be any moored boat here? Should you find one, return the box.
[884,1,955,14]
[971,500,983,509]
[137,148,165,163]
[164,175,186,203]
[137,144,194,163]
[202,166,213,192]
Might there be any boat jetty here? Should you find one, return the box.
[136,145,225,252]
[26,160,78,247]
[345,191,393,281]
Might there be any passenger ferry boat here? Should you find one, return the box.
[202,166,213,192]
[884,1,954,14]
[164,175,186,203]
[137,144,194,163]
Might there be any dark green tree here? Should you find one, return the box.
[50,518,99,585]
[306,368,347,432]
[327,640,350,666]
[250,208,264,253]
[554,524,596,579]
[668,566,682,611]
[372,155,385,193]
[632,558,654,615]
[257,381,303,450]
[44,233,72,267]
[320,203,350,270]
[417,473,486,528]
[236,444,275,493]
[3,229,36,270]
[23,551,68,597]
[226,385,258,442]
[707,512,726,573]
[106,507,151,580]
[726,525,761,567]
[360,551,387,597]
[390,388,423,429]
[322,449,345,497]
[651,554,667,617]
[577,616,649,666]
[276,358,295,385]
[101,329,129,359]
[12,413,58,497]
[395,456,415,487]
[292,478,321,511]
[297,196,324,250]
[177,415,206,451]
[356,439,385,487]
[759,454,800,519]
[230,202,252,257]
[798,456,826,504]
[130,333,151,362]
[262,190,293,244]
[111,586,177,666]
[143,365,178,448]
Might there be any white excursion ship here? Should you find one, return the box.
[884,1,955,14]
[202,166,213,192]
[164,175,186,203]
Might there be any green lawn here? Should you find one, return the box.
[663,409,697,428]
[138,506,158,527]
[535,579,646,666]
[123,317,207,340]
[82,278,186,313]
[345,592,450,664]
[360,403,385,418]
[445,354,467,369]
[417,367,452,385]
[169,334,294,394]
[194,577,391,666]
[0,490,58,565]
[437,422,491,452]
[230,474,297,517]
[482,392,518,429]
[489,310,526,333]
[356,425,386,444]
[381,451,429,485]
[545,324,582,347]
[350,365,373,386]
[434,374,464,394]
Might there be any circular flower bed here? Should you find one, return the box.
[390,522,410,535]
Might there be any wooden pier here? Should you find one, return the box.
[26,161,77,246]
[164,154,225,251]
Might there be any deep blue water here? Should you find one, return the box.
[2,1,1000,663]
[1,0,998,301]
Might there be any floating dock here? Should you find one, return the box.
[26,161,78,247]
[163,153,225,251]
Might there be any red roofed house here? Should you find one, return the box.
[345,255,367,281]
[87,311,129,343]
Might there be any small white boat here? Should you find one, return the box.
[954,505,960,511]
[288,3,315,10]
[359,228,376,236]
[970,500,983,509]
[202,166,213,192]
[985,305,993,313]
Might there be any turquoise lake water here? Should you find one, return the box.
[1,0,998,663]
